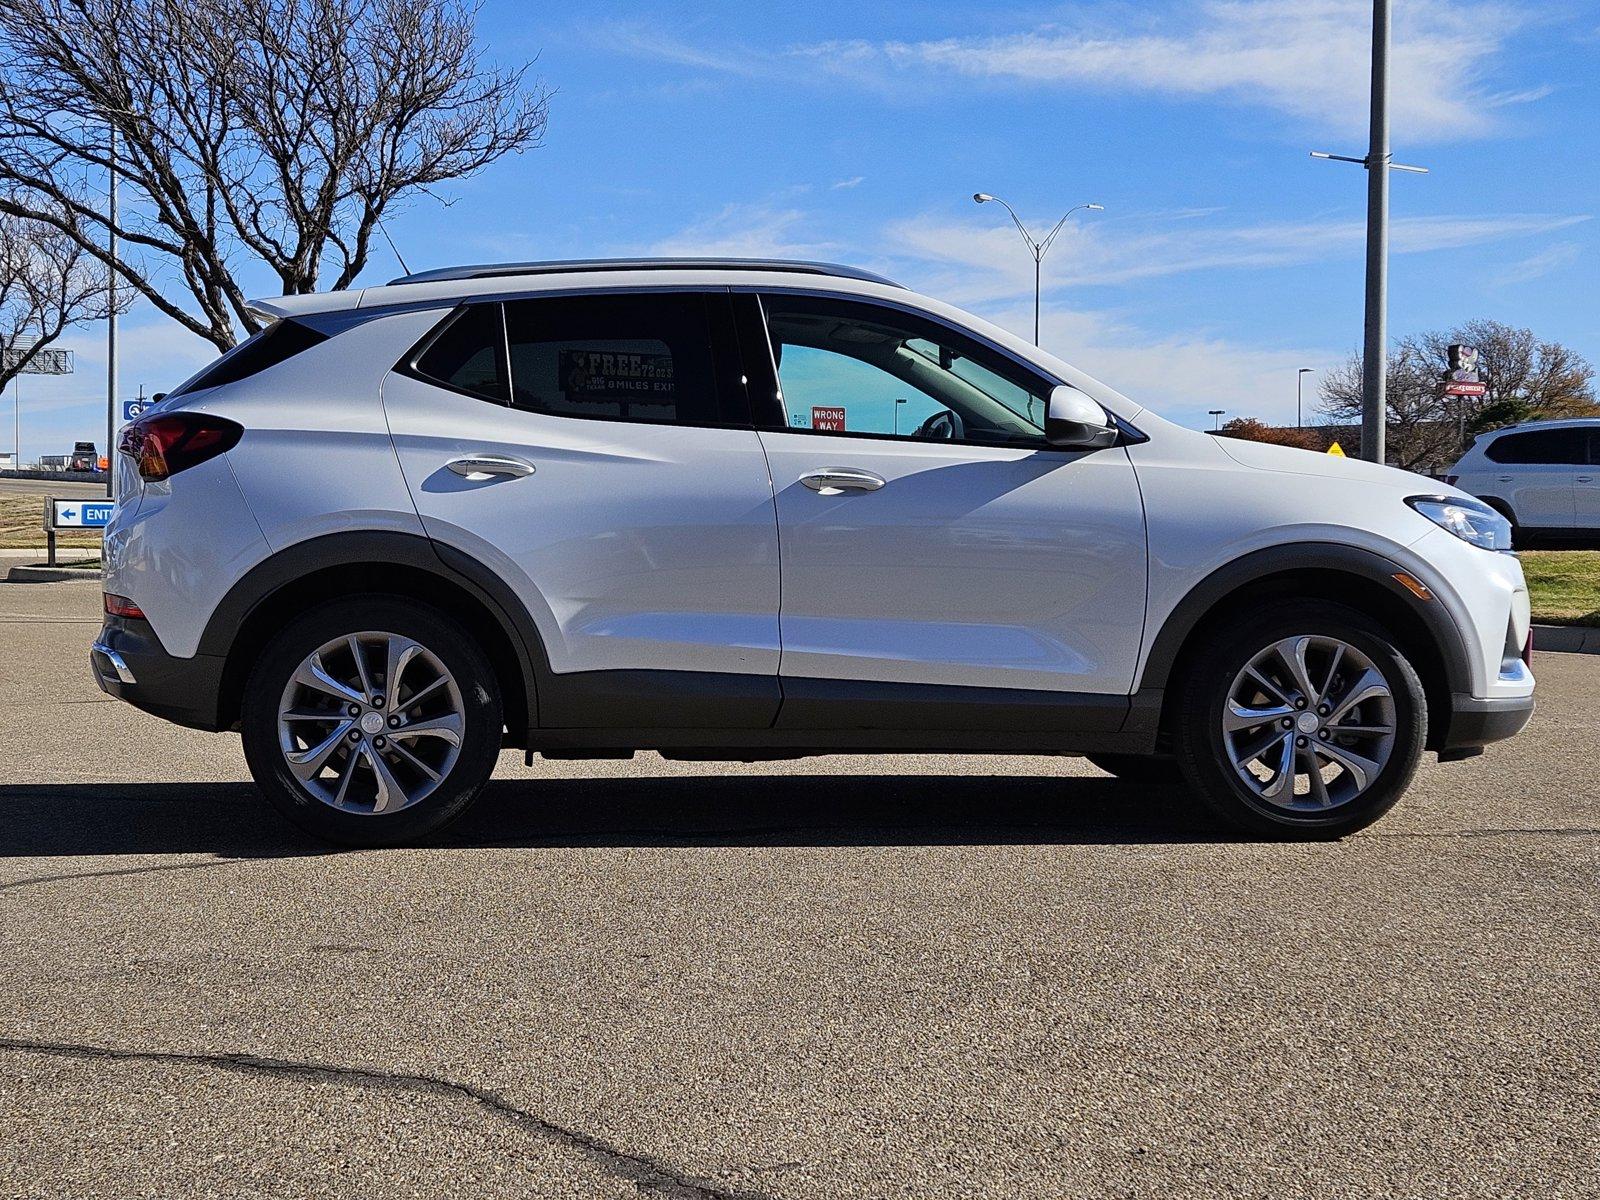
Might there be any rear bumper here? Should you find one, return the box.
[1439,692,1535,752]
[90,616,227,731]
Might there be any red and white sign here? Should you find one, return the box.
[811,406,846,432]
[1444,381,1487,397]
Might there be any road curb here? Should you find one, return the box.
[1534,624,1600,654]
[5,564,102,583]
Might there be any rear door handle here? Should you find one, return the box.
[800,468,886,494]
[1577,476,1595,483]
[446,454,536,480]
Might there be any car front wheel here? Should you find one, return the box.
[241,596,503,846]
[1172,600,1427,839]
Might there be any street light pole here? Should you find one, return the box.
[973,194,1103,346]
[1311,0,1427,466]
[106,120,118,499]
[1361,0,1390,467]
[1297,367,1312,429]
[1209,409,1226,431]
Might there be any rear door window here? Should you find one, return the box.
[502,292,744,427]
[1484,429,1589,465]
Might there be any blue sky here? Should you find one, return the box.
[13,0,1599,458]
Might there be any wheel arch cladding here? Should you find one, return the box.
[1140,544,1469,752]
[203,531,541,743]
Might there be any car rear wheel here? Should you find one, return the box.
[241,596,502,846]
[1172,600,1427,838]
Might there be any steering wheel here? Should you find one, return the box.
[915,409,965,440]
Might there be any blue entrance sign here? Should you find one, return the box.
[51,499,113,529]
[122,399,150,423]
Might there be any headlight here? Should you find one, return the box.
[1406,495,1513,551]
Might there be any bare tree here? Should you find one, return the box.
[1,205,127,391]
[0,0,548,351]
[1319,319,1596,471]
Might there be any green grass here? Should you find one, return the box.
[1520,550,1600,627]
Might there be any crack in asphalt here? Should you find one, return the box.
[0,857,264,892]
[0,1037,774,1200]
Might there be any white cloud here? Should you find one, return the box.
[647,203,842,259]
[867,293,1327,428]
[888,210,1592,298]
[791,1,1539,142]
[1492,241,1584,287]
[831,176,866,190]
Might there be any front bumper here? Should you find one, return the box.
[1438,692,1535,755]
[91,615,228,731]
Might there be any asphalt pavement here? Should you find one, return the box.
[0,476,108,499]
[1,578,1596,1198]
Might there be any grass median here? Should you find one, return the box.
[0,494,102,550]
[1519,550,1600,627]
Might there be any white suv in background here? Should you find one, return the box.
[1446,418,1600,539]
[94,259,1535,846]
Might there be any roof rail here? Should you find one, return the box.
[387,257,902,288]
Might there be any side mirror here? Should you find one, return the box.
[1044,385,1118,449]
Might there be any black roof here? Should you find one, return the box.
[387,257,901,288]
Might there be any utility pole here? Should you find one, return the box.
[106,121,118,499]
[1297,367,1312,429]
[1311,0,1426,466]
[1361,0,1390,467]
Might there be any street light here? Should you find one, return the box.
[1297,367,1313,429]
[973,193,1103,345]
[1209,409,1226,431]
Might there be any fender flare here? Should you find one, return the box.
[1136,542,1473,696]
[199,530,548,729]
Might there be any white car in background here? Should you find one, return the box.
[1445,418,1600,539]
[93,258,1535,846]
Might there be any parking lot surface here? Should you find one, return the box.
[2,578,1596,1198]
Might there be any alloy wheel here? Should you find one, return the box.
[1222,635,1397,812]
[276,631,465,815]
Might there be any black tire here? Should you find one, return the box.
[1085,753,1178,785]
[1172,600,1427,839]
[241,595,503,846]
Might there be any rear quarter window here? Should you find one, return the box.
[167,319,329,398]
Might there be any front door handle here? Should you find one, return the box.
[446,454,536,480]
[800,468,886,494]
[1577,476,1594,483]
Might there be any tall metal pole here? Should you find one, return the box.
[1033,255,1041,345]
[1360,0,1390,465]
[106,121,118,498]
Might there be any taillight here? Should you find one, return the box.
[118,412,242,481]
[104,593,146,619]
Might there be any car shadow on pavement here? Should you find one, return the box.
[0,773,1222,860]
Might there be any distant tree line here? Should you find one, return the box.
[1217,320,1596,471]
[1317,319,1595,471]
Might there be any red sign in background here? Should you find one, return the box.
[812,406,846,431]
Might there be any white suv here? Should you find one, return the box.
[93,259,1535,845]
[1445,418,1600,539]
